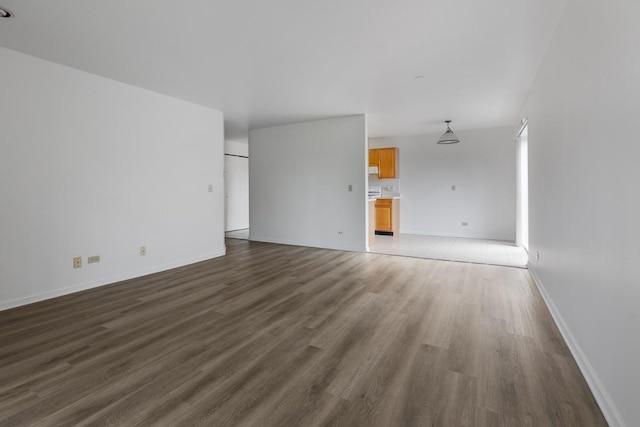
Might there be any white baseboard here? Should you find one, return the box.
[0,249,226,312]
[528,265,624,427]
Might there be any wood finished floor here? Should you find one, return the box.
[0,239,607,426]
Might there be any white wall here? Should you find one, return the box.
[370,127,516,241]
[522,1,640,425]
[0,47,225,310]
[225,139,249,157]
[249,116,367,251]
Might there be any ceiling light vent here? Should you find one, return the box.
[0,6,13,18]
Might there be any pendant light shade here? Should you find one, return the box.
[437,120,460,144]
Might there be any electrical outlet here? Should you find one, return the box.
[462,222,468,226]
[73,257,82,269]
[208,184,213,192]
[88,255,100,264]
[536,251,540,260]
[140,246,147,256]
[338,231,343,235]
[348,184,353,192]
[452,184,456,191]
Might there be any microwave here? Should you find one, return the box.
[368,166,379,175]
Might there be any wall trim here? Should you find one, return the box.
[0,249,226,312]
[528,265,624,427]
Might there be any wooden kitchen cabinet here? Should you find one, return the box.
[368,147,397,179]
[369,148,379,167]
[375,199,392,231]
[375,198,400,235]
[378,148,396,179]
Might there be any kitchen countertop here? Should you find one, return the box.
[382,191,401,198]
[368,191,401,201]
[369,195,401,200]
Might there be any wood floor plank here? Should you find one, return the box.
[0,238,608,426]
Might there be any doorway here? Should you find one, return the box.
[516,120,529,252]
[224,153,249,238]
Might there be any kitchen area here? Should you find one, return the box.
[366,142,527,268]
[367,147,401,245]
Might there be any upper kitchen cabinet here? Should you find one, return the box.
[369,147,397,179]
[369,148,379,167]
[378,148,396,178]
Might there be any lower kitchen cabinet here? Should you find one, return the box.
[374,198,399,235]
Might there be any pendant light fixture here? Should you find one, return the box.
[437,120,460,144]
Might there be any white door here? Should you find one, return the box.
[224,154,249,231]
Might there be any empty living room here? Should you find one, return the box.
[0,0,637,426]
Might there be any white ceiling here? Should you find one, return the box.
[0,0,566,139]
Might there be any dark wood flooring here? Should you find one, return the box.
[0,239,607,426]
